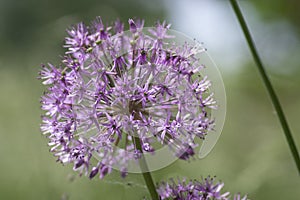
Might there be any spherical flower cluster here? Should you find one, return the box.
[39,17,216,179]
[157,176,248,200]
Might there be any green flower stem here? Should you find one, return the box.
[229,0,300,174]
[133,136,159,200]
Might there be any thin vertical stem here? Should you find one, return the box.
[229,0,300,174]
[130,38,159,199]
[133,136,159,200]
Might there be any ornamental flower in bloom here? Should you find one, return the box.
[39,17,216,179]
[157,176,248,200]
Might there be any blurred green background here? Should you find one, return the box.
[0,0,299,199]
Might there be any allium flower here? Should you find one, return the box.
[157,176,248,200]
[39,17,216,179]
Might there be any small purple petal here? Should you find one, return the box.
[128,19,137,33]
[89,167,99,179]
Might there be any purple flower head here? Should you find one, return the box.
[39,17,217,179]
[157,176,248,200]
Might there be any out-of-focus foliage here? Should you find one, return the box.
[251,0,300,34]
[0,0,165,67]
